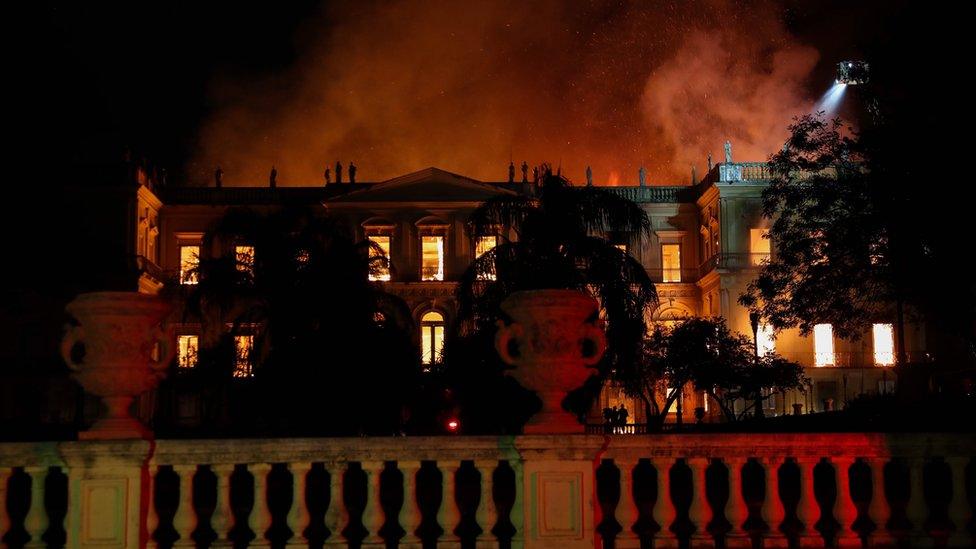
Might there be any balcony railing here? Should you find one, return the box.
[783,351,929,369]
[699,252,771,276]
[1,433,972,548]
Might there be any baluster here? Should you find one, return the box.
[615,459,639,547]
[760,457,787,548]
[0,468,11,544]
[474,460,497,547]
[438,460,461,546]
[794,457,820,545]
[867,457,893,547]
[832,457,859,548]
[687,457,712,543]
[146,463,160,548]
[324,462,348,545]
[511,459,525,547]
[172,464,198,548]
[651,457,678,548]
[23,466,48,548]
[724,457,750,548]
[286,462,311,548]
[905,457,930,546]
[211,464,234,547]
[361,461,386,546]
[398,461,423,548]
[248,463,272,548]
[947,457,973,548]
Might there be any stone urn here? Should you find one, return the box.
[61,292,174,439]
[495,290,607,434]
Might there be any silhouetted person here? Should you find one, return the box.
[335,162,343,184]
[349,162,357,184]
[618,405,629,425]
[270,166,277,188]
[521,161,528,183]
[324,167,331,185]
[508,161,515,183]
[214,166,223,188]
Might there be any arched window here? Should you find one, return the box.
[420,311,445,368]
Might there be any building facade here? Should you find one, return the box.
[124,161,924,426]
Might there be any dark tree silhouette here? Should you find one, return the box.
[450,170,656,432]
[166,207,417,436]
[618,317,807,429]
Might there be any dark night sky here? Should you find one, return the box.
[11,1,956,185]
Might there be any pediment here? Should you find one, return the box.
[329,167,515,203]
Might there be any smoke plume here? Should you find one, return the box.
[192,0,819,186]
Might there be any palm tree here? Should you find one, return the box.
[451,170,656,430]
[167,207,417,436]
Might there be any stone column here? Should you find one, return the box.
[361,461,386,546]
[511,459,525,547]
[947,457,973,548]
[398,461,423,549]
[171,464,198,548]
[687,457,712,544]
[146,464,160,549]
[438,460,462,547]
[760,456,787,548]
[23,466,48,549]
[475,460,498,548]
[651,457,678,549]
[286,462,311,548]
[794,457,821,547]
[831,457,859,548]
[211,464,235,547]
[867,457,893,547]
[724,457,750,549]
[905,458,931,547]
[248,463,272,548]
[615,459,640,548]
[0,468,11,544]
[324,462,348,545]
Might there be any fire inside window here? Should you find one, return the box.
[475,235,497,280]
[368,235,391,281]
[873,323,895,366]
[661,244,681,282]
[180,245,200,285]
[750,229,771,265]
[420,311,445,368]
[756,324,776,357]
[177,335,198,369]
[234,335,254,378]
[235,245,255,275]
[837,61,869,85]
[814,323,835,367]
[421,235,445,281]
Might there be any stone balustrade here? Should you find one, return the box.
[1,433,973,548]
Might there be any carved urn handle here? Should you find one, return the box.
[60,324,85,371]
[580,324,607,367]
[494,320,525,366]
[147,325,176,377]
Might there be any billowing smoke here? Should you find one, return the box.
[192,0,819,186]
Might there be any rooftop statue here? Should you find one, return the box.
[269,166,277,188]
[335,161,343,184]
[707,153,713,171]
[508,161,515,183]
[324,167,331,185]
[586,165,593,186]
[725,140,733,163]
[214,166,223,188]
[349,162,357,184]
[521,161,528,183]
[638,166,647,187]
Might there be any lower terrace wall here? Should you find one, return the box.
[1,433,973,548]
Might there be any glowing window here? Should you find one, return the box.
[666,387,680,414]
[615,243,628,253]
[750,229,771,265]
[177,335,198,369]
[421,235,445,281]
[235,245,254,275]
[233,335,254,378]
[813,323,835,367]
[475,236,497,280]
[872,323,895,366]
[661,244,681,282]
[180,245,200,285]
[757,323,776,357]
[368,235,391,281]
[420,311,445,367]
